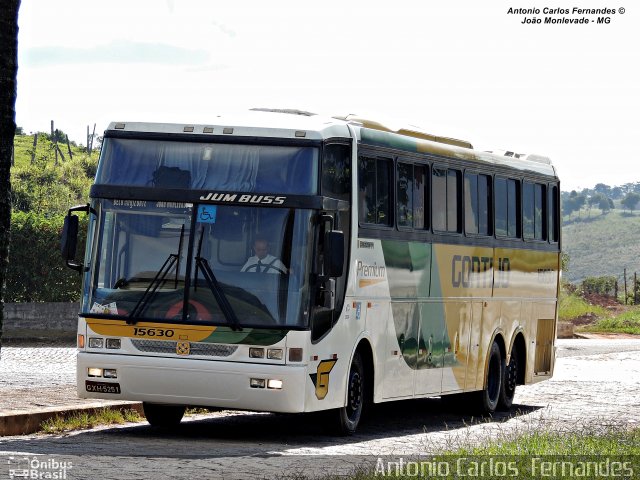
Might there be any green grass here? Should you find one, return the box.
[444,427,640,456]
[11,133,99,215]
[558,288,640,334]
[583,308,640,335]
[38,407,216,434]
[39,408,143,434]
[558,291,608,321]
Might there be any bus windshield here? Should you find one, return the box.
[83,199,314,328]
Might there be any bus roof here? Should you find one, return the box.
[105,110,557,179]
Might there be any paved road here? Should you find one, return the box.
[1,338,639,479]
[0,344,126,413]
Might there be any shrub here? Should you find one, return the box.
[6,212,87,302]
[581,275,617,297]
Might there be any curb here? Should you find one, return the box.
[0,402,143,437]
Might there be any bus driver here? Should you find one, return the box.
[241,238,287,274]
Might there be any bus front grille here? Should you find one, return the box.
[131,339,238,357]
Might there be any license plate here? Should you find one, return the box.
[85,380,121,394]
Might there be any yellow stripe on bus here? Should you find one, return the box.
[86,319,216,342]
[358,278,385,288]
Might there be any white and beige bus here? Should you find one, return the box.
[62,110,560,434]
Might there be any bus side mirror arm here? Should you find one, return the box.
[61,204,94,273]
[321,278,336,310]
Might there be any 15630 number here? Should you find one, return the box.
[133,327,175,338]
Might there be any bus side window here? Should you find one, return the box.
[433,167,460,233]
[398,163,428,230]
[359,157,392,226]
[464,173,491,236]
[549,184,560,243]
[495,177,520,238]
[524,181,545,241]
[322,144,351,201]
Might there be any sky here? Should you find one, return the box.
[15,0,640,192]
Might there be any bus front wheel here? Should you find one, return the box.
[336,352,364,435]
[143,402,186,428]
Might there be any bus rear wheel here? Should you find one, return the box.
[336,352,364,435]
[498,343,518,410]
[476,341,502,415]
[143,402,186,428]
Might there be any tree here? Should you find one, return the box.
[621,192,640,213]
[611,186,623,200]
[563,190,586,218]
[594,183,612,198]
[599,196,614,214]
[0,0,21,352]
[588,193,613,215]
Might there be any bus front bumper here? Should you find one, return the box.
[77,352,307,413]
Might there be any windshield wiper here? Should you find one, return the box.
[128,224,184,323]
[194,227,242,331]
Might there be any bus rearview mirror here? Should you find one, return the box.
[325,230,344,278]
[61,214,83,272]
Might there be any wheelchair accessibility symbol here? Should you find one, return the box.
[197,205,217,224]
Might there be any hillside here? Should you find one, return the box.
[563,210,640,283]
[11,133,99,215]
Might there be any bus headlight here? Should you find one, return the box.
[105,338,121,349]
[88,367,103,377]
[88,337,104,349]
[249,348,264,358]
[267,349,283,360]
[267,379,283,390]
[250,378,265,388]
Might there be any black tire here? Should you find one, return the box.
[336,352,364,435]
[143,403,186,428]
[476,341,502,415]
[498,343,518,411]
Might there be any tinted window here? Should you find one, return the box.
[433,167,460,232]
[464,173,491,235]
[398,163,428,229]
[98,138,319,194]
[322,144,351,201]
[359,157,392,226]
[495,177,520,238]
[524,182,545,240]
[549,184,559,243]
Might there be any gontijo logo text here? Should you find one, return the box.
[451,255,511,288]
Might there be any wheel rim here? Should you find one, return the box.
[505,355,518,394]
[346,370,362,419]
